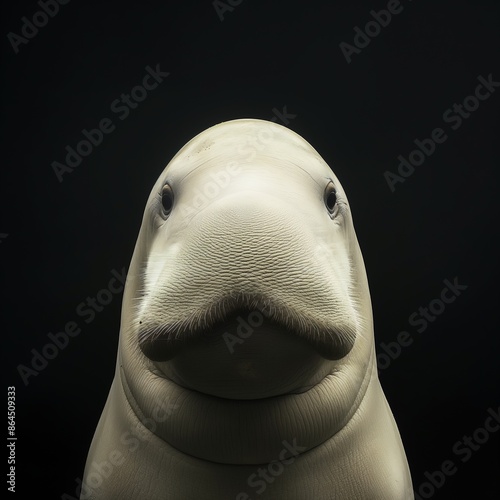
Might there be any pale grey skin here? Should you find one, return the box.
[82,119,413,499]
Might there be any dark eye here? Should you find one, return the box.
[324,182,337,215]
[161,184,174,215]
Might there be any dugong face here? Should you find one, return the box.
[119,118,375,463]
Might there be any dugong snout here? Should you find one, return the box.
[137,189,357,398]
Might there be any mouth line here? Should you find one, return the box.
[149,363,339,402]
[137,293,357,361]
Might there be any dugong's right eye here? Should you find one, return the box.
[161,184,174,216]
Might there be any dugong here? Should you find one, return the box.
[82,119,413,499]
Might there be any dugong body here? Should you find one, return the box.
[82,119,413,499]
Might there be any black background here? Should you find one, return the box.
[1,0,499,498]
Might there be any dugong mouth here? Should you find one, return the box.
[138,294,357,363]
[141,312,355,400]
[137,301,356,399]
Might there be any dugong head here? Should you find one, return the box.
[118,119,375,463]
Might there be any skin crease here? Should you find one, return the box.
[82,119,414,499]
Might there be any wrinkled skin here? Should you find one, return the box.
[82,119,413,499]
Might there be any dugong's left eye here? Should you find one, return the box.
[161,184,174,216]
[324,182,338,216]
